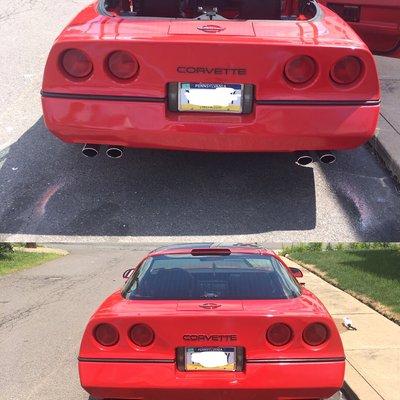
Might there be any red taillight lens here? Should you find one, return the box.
[303,323,329,346]
[266,323,292,346]
[94,323,119,346]
[284,56,316,84]
[108,51,139,80]
[330,56,362,85]
[61,49,93,79]
[130,324,155,347]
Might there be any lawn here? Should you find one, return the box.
[289,249,400,319]
[0,249,63,275]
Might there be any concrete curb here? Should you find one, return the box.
[369,127,400,185]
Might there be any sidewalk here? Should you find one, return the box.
[371,56,400,183]
[282,256,400,400]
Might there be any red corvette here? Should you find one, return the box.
[78,243,345,400]
[41,1,399,162]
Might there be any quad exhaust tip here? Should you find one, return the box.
[295,151,336,166]
[295,154,313,167]
[106,146,124,159]
[82,144,100,158]
[318,151,336,165]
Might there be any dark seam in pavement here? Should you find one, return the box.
[380,112,400,137]
[346,358,385,400]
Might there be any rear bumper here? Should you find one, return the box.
[42,94,380,152]
[79,359,345,400]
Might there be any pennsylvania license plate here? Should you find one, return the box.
[185,347,237,371]
[178,83,243,113]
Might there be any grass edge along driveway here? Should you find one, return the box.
[285,247,400,324]
[0,247,64,276]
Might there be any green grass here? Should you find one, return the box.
[0,250,62,276]
[290,249,400,317]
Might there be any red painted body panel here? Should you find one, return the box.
[319,0,400,57]
[42,97,379,151]
[78,247,345,400]
[79,361,345,400]
[41,2,382,152]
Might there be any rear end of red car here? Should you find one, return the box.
[79,297,345,400]
[78,249,345,400]
[42,1,380,152]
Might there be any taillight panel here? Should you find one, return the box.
[330,56,363,85]
[60,49,93,80]
[266,323,293,347]
[266,321,331,349]
[303,323,330,346]
[107,51,139,81]
[93,323,119,347]
[129,324,155,347]
[284,55,317,85]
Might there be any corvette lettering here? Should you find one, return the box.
[183,334,238,341]
[177,67,246,75]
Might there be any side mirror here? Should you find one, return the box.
[290,267,303,278]
[123,268,136,279]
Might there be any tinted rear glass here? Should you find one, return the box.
[123,254,301,300]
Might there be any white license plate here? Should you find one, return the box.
[178,83,243,113]
[185,347,237,371]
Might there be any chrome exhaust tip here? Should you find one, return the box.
[82,144,100,158]
[106,146,124,159]
[295,154,313,167]
[318,151,336,165]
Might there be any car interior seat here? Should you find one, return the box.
[239,0,282,20]
[146,268,195,298]
[136,0,182,17]
[229,271,285,299]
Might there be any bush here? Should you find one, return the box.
[282,243,323,254]
[0,243,13,259]
[282,242,400,255]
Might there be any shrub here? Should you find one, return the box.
[0,243,13,259]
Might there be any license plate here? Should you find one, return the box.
[178,83,243,113]
[185,347,237,371]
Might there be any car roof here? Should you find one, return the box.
[149,243,276,257]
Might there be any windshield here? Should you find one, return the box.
[123,254,301,300]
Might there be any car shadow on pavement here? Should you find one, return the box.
[0,117,317,236]
[318,145,400,241]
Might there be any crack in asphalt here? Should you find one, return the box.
[0,260,119,331]
[0,0,43,23]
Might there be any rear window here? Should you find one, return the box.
[123,254,301,300]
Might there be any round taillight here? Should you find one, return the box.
[266,323,292,346]
[94,323,119,346]
[108,51,139,80]
[303,323,329,346]
[61,49,93,79]
[284,55,317,84]
[330,56,362,85]
[130,324,155,347]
